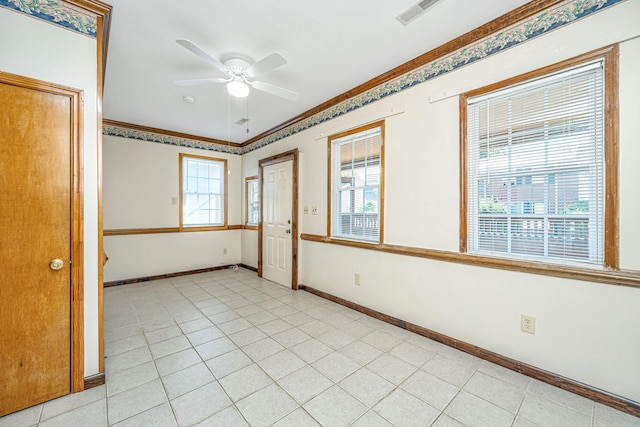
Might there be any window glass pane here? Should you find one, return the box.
[331,124,383,243]
[246,178,259,226]
[197,177,209,193]
[210,178,220,194]
[467,62,603,265]
[364,188,378,213]
[366,163,380,186]
[187,177,197,193]
[181,155,225,227]
[339,190,351,213]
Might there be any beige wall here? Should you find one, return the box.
[103,135,242,281]
[99,0,640,402]
[241,1,640,402]
[0,8,101,377]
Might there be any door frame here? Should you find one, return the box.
[258,149,299,290]
[1,71,85,393]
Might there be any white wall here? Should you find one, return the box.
[618,36,640,270]
[0,9,101,376]
[103,135,242,281]
[241,229,259,269]
[241,1,640,402]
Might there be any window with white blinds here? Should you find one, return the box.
[466,61,604,265]
[180,154,226,228]
[329,122,384,243]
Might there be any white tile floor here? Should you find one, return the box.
[2,268,639,427]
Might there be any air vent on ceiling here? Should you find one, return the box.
[396,0,441,25]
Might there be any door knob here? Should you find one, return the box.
[50,259,64,271]
[285,229,291,234]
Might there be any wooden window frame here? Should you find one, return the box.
[460,45,619,271]
[245,175,259,230]
[327,120,385,245]
[179,153,228,231]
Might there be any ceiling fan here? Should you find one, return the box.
[174,39,299,101]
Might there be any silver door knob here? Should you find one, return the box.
[50,259,64,271]
[285,229,291,234]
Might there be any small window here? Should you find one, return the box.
[464,60,606,265]
[180,153,227,229]
[245,176,259,227]
[329,121,384,243]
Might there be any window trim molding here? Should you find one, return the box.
[244,175,259,230]
[300,232,640,289]
[459,44,619,270]
[327,120,385,245]
[179,153,228,231]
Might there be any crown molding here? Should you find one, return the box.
[241,0,625,153]
[103,119,243,155]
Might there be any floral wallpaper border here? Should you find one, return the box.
[103,0,624,155]
[103,126,243,156]
[0,0,97,37]
[243,0,624,153]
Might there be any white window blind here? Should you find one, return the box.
[182,156,225,227]
[466,61,604,265]
[331,126,383,242]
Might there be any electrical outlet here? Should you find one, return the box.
[311,206,318,215]
[303,205,309,214]
[223,248,228,255]
[521,314,536,334]
[354,273,361,286]
[170,196,178,205]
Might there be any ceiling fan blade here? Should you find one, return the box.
[174,78,220,86]
[246,52,287,77]
[176,39,227,72]
[252,80,299,101]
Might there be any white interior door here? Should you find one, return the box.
[262,160,293,287]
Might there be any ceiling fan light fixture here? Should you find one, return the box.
[227,77,249,98]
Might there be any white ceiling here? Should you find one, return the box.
[103,0,530,144]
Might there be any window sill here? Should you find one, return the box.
[468,249,606,271]
[300,233,640,289]
[327,235,382,248]
[180,225,230,232]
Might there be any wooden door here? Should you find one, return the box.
[0,77,75,416]
[262,160,293,287]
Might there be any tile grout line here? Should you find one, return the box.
[120,274,457,426]
[98,269,628,427]
[174,273,304,426]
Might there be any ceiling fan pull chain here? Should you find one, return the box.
[227,92,231,148]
